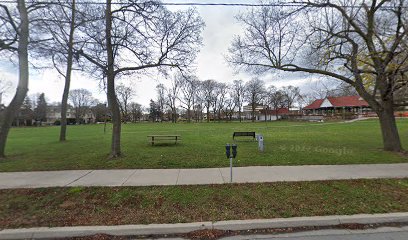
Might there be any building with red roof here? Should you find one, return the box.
[303,96,371,116]
[242,105,290,121]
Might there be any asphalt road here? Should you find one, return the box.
[219,226,408,240]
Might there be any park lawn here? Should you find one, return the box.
[0,119,407,171]
[0,179,407,229]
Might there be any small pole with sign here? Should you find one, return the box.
[257,134,264,152]
[226,144,237,183]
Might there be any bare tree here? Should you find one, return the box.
[178,75,199,122]
[245,78,265,122]
[310,79,358,99]
[91,102,108,123]
[395,84,408,107]
[116,83,135,122]
[232,79,245,122]
[194,82,205,122]
[156,83,166,122]
[229,0,408,152]
[268,86,286,119]
[223,94,236,121]
[281,85,300,109]
[166,74,181,123]
[77,1,204,157]
[330,82,358,97]
[0,0,29,158]
[68,88,95,124]
[214,82,228,121]
[201,79,217,122]
[129,102,143,122]
[297,93,315,110]
[33,0,86,141]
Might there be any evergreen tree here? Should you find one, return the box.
[149,100,159,122]
[34,93,47,125]
[21,97,33,110]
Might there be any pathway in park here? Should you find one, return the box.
[1,163,408,189]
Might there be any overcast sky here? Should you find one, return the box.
[0,0,324,107]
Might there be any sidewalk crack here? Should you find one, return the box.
[175,169,181,185]
[121,170,138,186]
[218,168,226,183]
[65,170,94,187]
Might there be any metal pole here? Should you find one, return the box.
[230,156,233,183]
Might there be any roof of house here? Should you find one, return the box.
[304,96,369,110]
[259,108,290,115]
[304,99,324,110]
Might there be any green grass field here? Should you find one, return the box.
[0,119,407,171]
[1,179,407,228]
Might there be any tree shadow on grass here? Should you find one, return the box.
[149,143,182,147]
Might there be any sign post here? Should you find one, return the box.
[257,134,264,152]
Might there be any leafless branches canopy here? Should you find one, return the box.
[229,0,408,152]
[77,0,204,78]
[74,0,204,157]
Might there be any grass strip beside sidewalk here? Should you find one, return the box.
[1,179,407,229]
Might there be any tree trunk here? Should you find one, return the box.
[60,0,76,142]
[75,110,80,125]
[206,105,210,122]
[251,104,255,122]
[377,101,402,152]
[106,0,121,158]
[0,0,29,158]
[238,109,241,122]
[264,107,267,122]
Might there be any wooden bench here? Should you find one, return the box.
[233,132,256,140]
[148,135,181,145]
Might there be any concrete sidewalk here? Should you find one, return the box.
[0,163,407,189]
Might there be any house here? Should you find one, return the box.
[303,95,372,118]
[243,104,289,121]
[258,108,290,121]
[46,105,95,125]
[13,107,34,126]
[46,105,76,125]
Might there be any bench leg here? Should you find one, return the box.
[152,137,154,146]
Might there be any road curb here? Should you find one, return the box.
[1,212,408,239]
